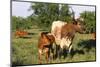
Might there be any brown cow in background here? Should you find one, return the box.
[15,30,28,38]
[91,32,96,40]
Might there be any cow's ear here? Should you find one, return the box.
[73,21,77,25]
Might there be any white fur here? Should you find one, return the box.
[51,21,67,45]
[51,21,72,53]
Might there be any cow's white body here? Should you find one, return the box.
[51,21,73,53]
[60,37,72,53]
[51,21,67,45]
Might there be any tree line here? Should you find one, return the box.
[12,2,96,33]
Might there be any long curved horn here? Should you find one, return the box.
[70,7,76,21]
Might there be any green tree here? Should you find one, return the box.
[12,16,24,30]
[80,11,96,33]
[12,16,34,31]
[59,4,72,22]
[12,16,18,30]
[30,3,72,30]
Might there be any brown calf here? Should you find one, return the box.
[38,32,55,64]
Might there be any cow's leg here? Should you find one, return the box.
[65,38,72,53]
[58,47,63,58]
[68,45,72,53]
[55,45,59,59]
[50,44,54,60]
[59,38,65,58]
[55,45,61,59]
[69,45,75,58]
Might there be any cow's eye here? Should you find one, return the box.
[78,24,81,25]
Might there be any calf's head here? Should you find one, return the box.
[40,32,50,45]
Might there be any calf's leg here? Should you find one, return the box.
[45,48,50,63]
[38,49,42,64]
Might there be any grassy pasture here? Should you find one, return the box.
[12,28,96,66]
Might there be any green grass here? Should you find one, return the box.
[12,29,96,66]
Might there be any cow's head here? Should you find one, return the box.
[73,18,85,34]
[70,7,85,34]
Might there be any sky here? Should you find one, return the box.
[12,1,33,18]
[12,1,95,18]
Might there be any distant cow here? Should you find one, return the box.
[38,32,55,64]
[91,32,96,40]
[15,30,28,38]
[51,21,67,45]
